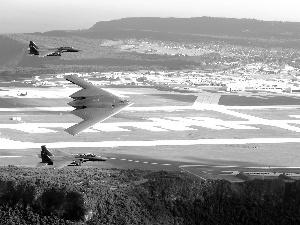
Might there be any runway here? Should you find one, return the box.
[1,136,300,149]
[1,85,300,178]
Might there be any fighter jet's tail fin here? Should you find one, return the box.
[40,145,53,163]
[29,41,39,49]
[29,41,39,55]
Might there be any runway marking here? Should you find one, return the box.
[220,171,300,177]
[105,157,173,167]
[180,167,207,181]
[180,165,300,169]
[245,166,300,169]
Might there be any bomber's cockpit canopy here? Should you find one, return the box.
[120,99,130,104]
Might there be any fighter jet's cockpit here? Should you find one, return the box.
[57,46,80,52]
[77,153,96,157]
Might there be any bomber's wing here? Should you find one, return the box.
[65,104,133,135]
[65,75,124,100]
[65,74,94,88]
[65,75,132,135]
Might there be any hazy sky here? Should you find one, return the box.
[1,0,300,33]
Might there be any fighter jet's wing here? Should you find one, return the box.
[53,160,75,169]
[36,160,71,169]
[65,104,133,135]
[37,49,59,57]
[37,160,77,169]
[36,162,47,168]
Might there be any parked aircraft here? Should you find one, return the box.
[17,91,27,96]
[28,41,81,57]
[65,75,133,135]
[37,145,107,168]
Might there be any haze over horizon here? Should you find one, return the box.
[1,0,300,34]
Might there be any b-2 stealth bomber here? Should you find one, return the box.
[28,41,81,57]
[65,75,133,135]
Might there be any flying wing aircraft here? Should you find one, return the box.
[37,145,108,168]
[65,75,133,135]
[28,41,81,57]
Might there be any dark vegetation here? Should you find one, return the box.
[1,166,300,224]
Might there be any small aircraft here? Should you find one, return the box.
[28,41,81,57]
[65,75,133,135]
[17,91,27,96]
[37,145,108,168]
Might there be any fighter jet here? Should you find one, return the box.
[65,75,133,135]
[37,145,108,168]
[28,41,81,57]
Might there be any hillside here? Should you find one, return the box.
[0,32,202,77]
[1,17,300,77]
[1,166,300,224]
[91,17,300,39]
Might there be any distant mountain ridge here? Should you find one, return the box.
[1,16,300,76]
[90,17,300,38]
